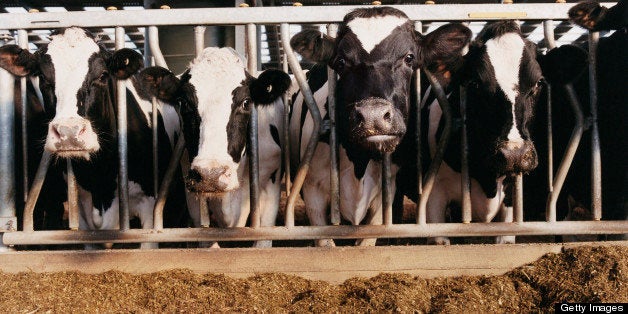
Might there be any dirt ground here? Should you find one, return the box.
[0,245,625,313]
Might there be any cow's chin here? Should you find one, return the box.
[355,134,402,154]
[185,173,241,196]
[50,149,96,160]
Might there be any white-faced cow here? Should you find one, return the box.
[396,20,543,245]
[289,7,472,246]
[139,47,291,248]
[0,28,188,248]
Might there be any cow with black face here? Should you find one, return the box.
[290,7,472,246]
[140,47,291,248]
[397,20,543,245]
[0,28,188,247]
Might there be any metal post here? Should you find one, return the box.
[460,85,472,223]
[588,31,602,221]
[153,134,186,230]
[0,55,16,241]
[327,23,340,226]
[382,153,393,226]
[281,23,322,228]
[418,70,452,225]
[115,26,130,231]
[514,174,524,223]
[282,53,291,197]
[66,160,79,230]
[194,26,206,56]
[22,151,52,232]
[414,21,424,221]
[542,21,556,192]
[148,26,168,69]
[18,30,28,203]
[152,97,159,197]
[546,84,584,222]
[246,23,261,229]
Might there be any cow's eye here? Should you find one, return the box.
[334,58,346,72]
[241,99,250,109]
[404,53,415,65]
[99,71,109,82]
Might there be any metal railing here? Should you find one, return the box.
[0,3,625,247]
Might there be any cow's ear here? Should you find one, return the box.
[137,66,181,101]
[250,69,291,104]
[290,29,336,63]
[0,45,39,77]
[420,23,472,86]
[540,45,587,85]
[109,48,143,79]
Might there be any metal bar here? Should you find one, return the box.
[415,21,423,199]
[66,160,79,230]
[281,23,322,228]
[1,4,614,29]
[152,97,159,198]
[588,31,602,221]
[282,53,291,198]
[514,174,524,223]
[4,220,628,245]
[116,26,130,231]
[147,26,168,69]
[22,150,52,232]
[246,23,261,229]
[18,30,28,204]
[327,23,340,226]
[153,134,186,230]
[460,85,472,223]
[546,83,584,222]
[382,153,393,226]
[417,70,452,225]
[194,26,206,56]
[545,81,554,192]
[0,62,16,230]
[199,198,210,228]
[543,20,557,50]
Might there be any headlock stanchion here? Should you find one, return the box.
[327,23,341,226]
[588,31,602,221]
[0,3,626,248]
[459,85,472,224]
[18,30,28,204]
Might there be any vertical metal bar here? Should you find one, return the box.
[246,23,261,229]
[199,198,210,228]
[382,153,393,226]
[152,97,159,198]
[22,151,51,232]
[115,26,130,231]
[414,21,424,221]
[148,26,168,69]
[460,85,472,223]
[152,132,186,230]
[18,30,28,203]
[588,31,602,221]
[514,174,524,223]
[542,21,556,192]
[418,70,452,225]
[66,160,79,230]
[282,53,291,197]
[194,26,206,56]
[0,60,16,237]
[327,23,340,226]
[546,83,584,222]
[543,20,557,50]
[281,23,322,228]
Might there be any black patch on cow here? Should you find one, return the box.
[176,70,201,160]
[269,124,280,147]
[270,168,278,184]
[227,71,253,163]
[250,69,291,104]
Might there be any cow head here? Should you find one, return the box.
[138,47,290,194]
[454,21,542,177]
[0,27,143,160]
[291,7,471,158]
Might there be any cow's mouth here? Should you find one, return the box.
[366,134,399,143]
[355,132,403,153]
[185,167,240,194]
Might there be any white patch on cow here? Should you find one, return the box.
[46,27,99,119]
[485,33,525,141]
[188,47,246,187]
[347,15,408,53]
[126,80,180,146]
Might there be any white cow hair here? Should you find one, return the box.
[347,15,408,53]
[485,33,525,142]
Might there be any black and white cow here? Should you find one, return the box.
[0,27,188,248]
[396,20,543,245]
[139,47,291,248]
[289,7,472,246]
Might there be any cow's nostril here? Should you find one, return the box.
[383,111,391,122]
[78,125,86,136]
[51,124,61,139]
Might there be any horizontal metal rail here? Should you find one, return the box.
[0,3,617,30]
[4,221,628,245]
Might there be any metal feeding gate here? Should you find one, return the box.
[0,3,626,251]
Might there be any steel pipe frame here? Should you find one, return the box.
[194,26,210,228]
[4,220,628,246]
[459,86,472,223]
[414,21,423,200]
[18,30,28,204]
[588,32,602,221]
[22,150,51,232]
[66,160,79,230]
[281,23,323,228]
[282,53,291,198]
[1,4,617,30]
[0,51,16,236]
[246,23,261,229]
[327,23,341,226]
[115,27,130,231]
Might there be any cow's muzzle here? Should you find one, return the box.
[186,159,240,194]
[348,98,406,153]
[495,140,538,174]
[45,117,100,158]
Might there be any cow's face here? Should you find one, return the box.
[463,21,541,176]
[138,48,290,194]
[332,7,418,154]
[0,27,142,160]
